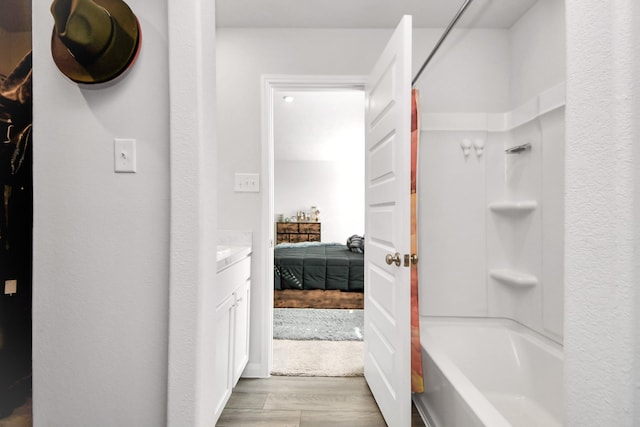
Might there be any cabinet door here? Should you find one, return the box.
[212,294,235,418]
[232,280,251,386]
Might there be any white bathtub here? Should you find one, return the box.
[413,317,563,427]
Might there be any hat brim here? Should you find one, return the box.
[51,0,141,84]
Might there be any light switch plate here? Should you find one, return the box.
[114,138,136,173]
[4,279,17,295]
[234,173,260,192]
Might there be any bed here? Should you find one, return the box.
[274,242,364,292]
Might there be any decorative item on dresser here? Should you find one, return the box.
[276,222,321,243]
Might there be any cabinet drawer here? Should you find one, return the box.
[276,223,298,233]
[289,234,309,243]
[299,223,320,233]
[217,255,251,303]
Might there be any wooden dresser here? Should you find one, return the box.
[276,222,321,243]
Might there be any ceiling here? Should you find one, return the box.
[216,0,538,29]
[274,90,364,162]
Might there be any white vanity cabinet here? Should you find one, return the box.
[232,279,251,384]
[213,248,251,420]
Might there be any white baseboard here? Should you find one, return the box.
[241,361,270,379]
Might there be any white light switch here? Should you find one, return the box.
[114,138,136,173]
[234,173,260,192]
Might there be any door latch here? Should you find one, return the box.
[404,254,419,267]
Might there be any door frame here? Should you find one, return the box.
[258,75,366,376]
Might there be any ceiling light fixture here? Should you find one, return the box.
[283,96,294,103]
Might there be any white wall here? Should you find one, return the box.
[420,101,565,345]
[485,106,565,342]
[216,27,510,372]
[415,29,510,113]
[275,160,364,243]
[32,0,171,424]
[500,0,565,341]
[419,0,566,344]
[539,107,565,340]
[565,0,640,424]
[420,129,489,317]
[274,90,365,243]
[509,0,566,107]
[166,0,219,425]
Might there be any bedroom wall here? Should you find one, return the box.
[274,90,365,243]
[216,27,510,373]
[275,160,364,243]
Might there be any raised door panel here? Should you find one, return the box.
[212,294,235,419]
[232,280,251,386]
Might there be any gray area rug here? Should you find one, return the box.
[273,308,364,341]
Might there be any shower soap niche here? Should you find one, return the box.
[490,269,538,288]
[488,200,537,214]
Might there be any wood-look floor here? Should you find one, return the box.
[217,376,426,427]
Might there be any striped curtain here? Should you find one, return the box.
[411,89,424,393]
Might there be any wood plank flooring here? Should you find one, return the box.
[217,376,426,426]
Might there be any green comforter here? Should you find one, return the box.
[274,244,364,292]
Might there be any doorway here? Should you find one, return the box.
[0,2,33,422]
[271,86,366,376]
[261,76,367,376]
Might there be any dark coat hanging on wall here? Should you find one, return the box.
[0,51,32,417]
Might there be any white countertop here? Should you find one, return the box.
[216,245,252,271]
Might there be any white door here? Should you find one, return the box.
[364,15,413,427]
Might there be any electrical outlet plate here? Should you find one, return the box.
[234,173,260,192]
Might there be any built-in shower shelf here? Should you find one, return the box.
[489,269,538,288]
[489,200,537,214]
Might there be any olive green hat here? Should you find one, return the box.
[50,0,141,84]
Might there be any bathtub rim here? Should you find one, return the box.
[417,316,564,427]
[421,316,564,357]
